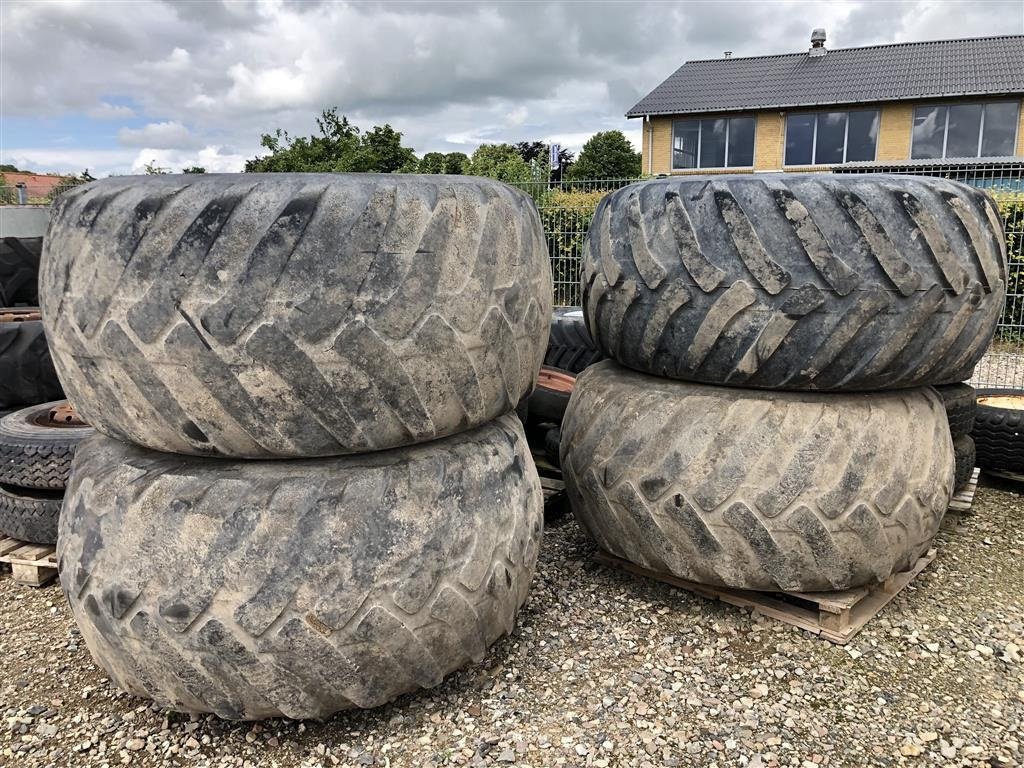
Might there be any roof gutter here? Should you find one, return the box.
[646,115,653,175]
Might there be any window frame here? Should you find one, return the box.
[910,100,1021,160]
[671,115,757,171]
[783,109,880,167]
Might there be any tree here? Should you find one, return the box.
[418,151,468,175]
[465,144,532,184]
[182,166,207,174]
[513,141,574,181]
[245,108,417,174]
[144,160,170,175]
[0,164,23,173]
[443,152,468,174]
[567,131,641,180]
[418,152,447,174]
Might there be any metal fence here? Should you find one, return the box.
[524,162,1024,389]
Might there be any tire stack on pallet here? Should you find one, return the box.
[562,174,1007,598]
[40,173,552,720]
[1,236,90,552]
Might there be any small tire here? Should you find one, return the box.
[584,174,1006,391]
[934,383,976,439]
[952,435,975,492]
[42,174,552,458]
[526,367,575,424]
[0,237,42,306]
[0,308,64,409]
[59,414,543,719]
[545,308,603,374]
[972,389,1024,474]
[0,483,62,545]
[0,401,94,489]
[562,361,953,592]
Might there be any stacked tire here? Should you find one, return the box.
[562,174,1006,592]
[1,236,76,546]
[42,173,552,719]
[934,383,978,492]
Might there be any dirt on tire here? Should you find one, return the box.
[41,174,552,458]
[583,174,1005,391]
[560,361,953,592]
[58,413,543,720]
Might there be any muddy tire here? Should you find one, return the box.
[584,175,1006,391]
[58,414,543,719]
[0,483,63,545]
[545,308,603,374]
[0,237,42,306]
[41,174,552,458]
[0,309,64,409]
[953,435,975,492]
[561,361,953,591]
[934,383,976,439]
[973,389,1024,474]
[0,401,94,489]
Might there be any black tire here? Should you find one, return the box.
[953,435,976,492]
[41,174,552,458]
[0,309,64,409]
[934,383,977,439]
[526,367,575,424]
[584,174,1006,391]
[0,401,94,489]
[545,308,603,374]
[0,237,42,306]
[0,483,62,545]
[561,361,953,592]
[972,389,1024,474]
[544,427,561,468]
[59,414,543,720]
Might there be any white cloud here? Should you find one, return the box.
[130,145,249,174]
[2,0,1021,174]
[86,101,136,120]
[118,121,199,149]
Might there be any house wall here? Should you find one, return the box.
[638,96,1024,174]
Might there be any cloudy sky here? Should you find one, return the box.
[2,0,1023,176]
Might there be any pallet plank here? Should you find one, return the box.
[0,538,58,587]
[596,548,937,645]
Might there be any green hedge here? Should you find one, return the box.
[992,191,1024,340]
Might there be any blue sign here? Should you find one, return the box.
[549,143,560,170]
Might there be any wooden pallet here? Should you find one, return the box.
[596,548,937,645]
[941,468,980,529]
[0,537,57,587]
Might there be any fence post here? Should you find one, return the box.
[15,183,27,205]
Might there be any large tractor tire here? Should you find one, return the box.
[934,383,976,440]
[561,361,953,592]
[0,308,64,409]
[583,174,1005,391]
[0,237,42,306]
[58,414,543,720]
[41,174,552,458]
[545,308,603,374]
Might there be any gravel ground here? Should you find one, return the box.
[2,479,1022,768]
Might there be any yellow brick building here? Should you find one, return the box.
[629,32,1024,176]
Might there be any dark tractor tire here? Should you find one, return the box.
[41,174,553,458]
[545,308,603,374]
[0,401,94,489]
[0,308,64,409]
[972,389,1024,475]
[583,174,1006,391]
[561,361,953,592]
[0,237,42,306]
[934,383,977,440]
[58,413,543,720]
[526,367,575,424]
[952,435,976,492]
[0,483,63,545]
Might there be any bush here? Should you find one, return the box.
[992,190,1024,340]
[537,189,610,305]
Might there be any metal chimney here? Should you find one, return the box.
[810,28,826,57]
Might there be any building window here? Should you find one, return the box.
[784,110,879,166]
[672,116,755,169]
[912,101,1020,159]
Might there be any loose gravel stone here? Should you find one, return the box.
[0,479,1021,767]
